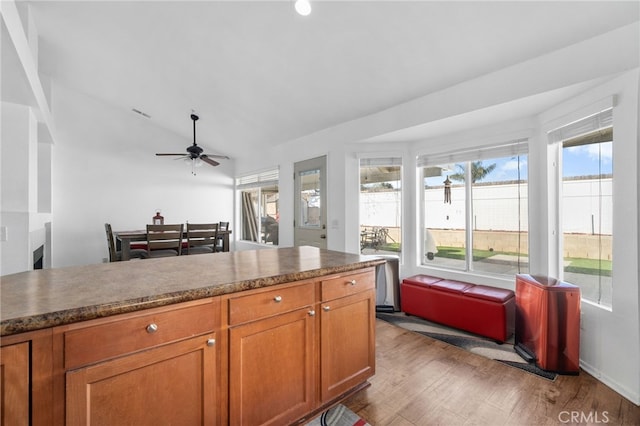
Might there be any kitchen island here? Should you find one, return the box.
[1,246,384,425]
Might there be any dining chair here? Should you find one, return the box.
[105,223,149,262]
[215,221,230,252]
[146,224,184,257]
[186,223,218,255]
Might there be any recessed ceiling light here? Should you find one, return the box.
[295,0,311,16]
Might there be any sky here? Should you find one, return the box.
[563,142,613,178]
[423,141,613,186]
[424,156,528,186]
[361,140,613,188]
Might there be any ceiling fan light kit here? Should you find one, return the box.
[156,113,229,175]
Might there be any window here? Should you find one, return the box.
[419,140,529,276]
[549,108,613,308]
[298,169,321,228]
[237,169,279,245]
[359,158,402,255]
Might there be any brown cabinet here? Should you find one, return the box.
[225,268,376,425]
[319,270,376,402]
[62,300,216,370]
[0,330,53,426]
[66,333,217,425]
[227,282,316,425]
[1,342,29,426]
[59,298,219,425]
[229,308,316,425]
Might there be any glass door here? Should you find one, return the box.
[294,156,327,249]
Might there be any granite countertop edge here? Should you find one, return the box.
[1,258,385,337]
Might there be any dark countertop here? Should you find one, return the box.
[1,246,385,336]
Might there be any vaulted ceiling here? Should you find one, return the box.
[6,1,640,159]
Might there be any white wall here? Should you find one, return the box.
[50,84,235,267]
[1,103,31,275]
[235,28,640,403]
[1,102,52,275]
[535,70,640,406]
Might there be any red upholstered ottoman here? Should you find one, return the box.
[400,275,515,342]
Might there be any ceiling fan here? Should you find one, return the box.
[156,113,229,172]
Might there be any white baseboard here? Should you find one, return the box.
[580,359,640,406]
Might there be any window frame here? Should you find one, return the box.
[236,168,280,246]
[547,106,614,309]
[358,156,403,258]
[417,138,529,278]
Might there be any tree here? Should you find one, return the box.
[449,161,497,183]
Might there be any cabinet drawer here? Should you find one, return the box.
[64,300,216,370]
[229,283,315,325]
[321,269,375,301]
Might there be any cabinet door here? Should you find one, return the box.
[320,289,375,402]
[1,342,30,426]
[229,307,316,426]
[66,334,217,425]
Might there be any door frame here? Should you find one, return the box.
[293,155,327,249]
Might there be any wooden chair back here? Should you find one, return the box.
[146,224,184,255]
[215,221,230,252]
[104,223,119,262]
[186,223,218,254]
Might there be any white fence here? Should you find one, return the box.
[360,177,612,235]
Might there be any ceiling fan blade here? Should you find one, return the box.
[156,153,186,156]
[200,155,220,167]
[203,154,230,160]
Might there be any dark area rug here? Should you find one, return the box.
[305,404,370,426]
[376,311,557,381]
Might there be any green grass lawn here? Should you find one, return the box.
[434,246,611,276]
[379,243,401,252]
[367,243,611,277]
[434,246,497,262]
[564,257,612,276]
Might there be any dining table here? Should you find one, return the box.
[115,228,232,260]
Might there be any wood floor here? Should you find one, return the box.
[343,319,640,425]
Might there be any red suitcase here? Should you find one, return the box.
[515,274,581,374]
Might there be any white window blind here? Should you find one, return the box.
[360,157,402,167]
[417,138,528,168]
[236,168,279,189]
[547,108,613,145]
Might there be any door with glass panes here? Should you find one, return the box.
[294,156,327,249]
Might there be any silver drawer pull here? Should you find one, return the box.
[349,279,356,286]
[323,306,330,312]
[146,323,158,334]
[308,310,316,317]
[207,338,216,347]
[274,295,283,303]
